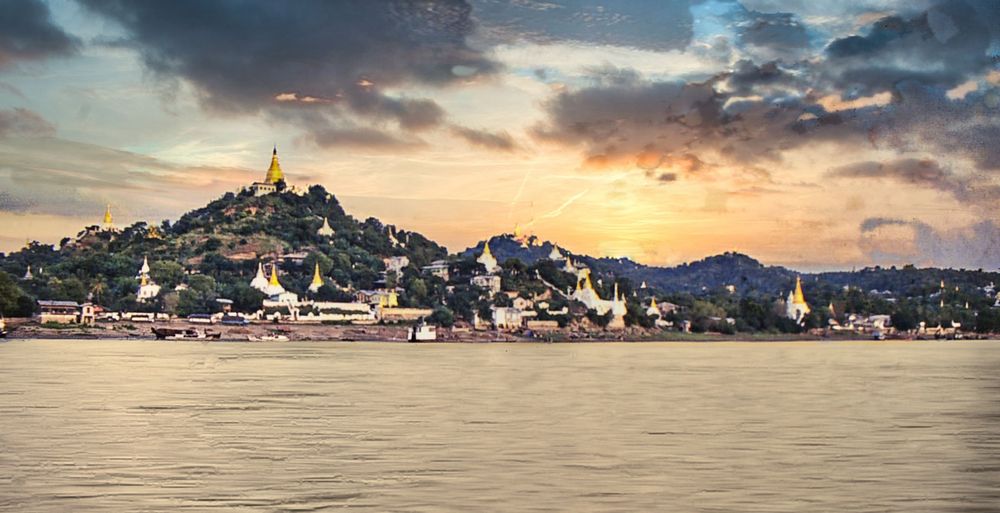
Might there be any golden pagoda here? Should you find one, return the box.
[785,276,811,323]
[265,146,284,184]
[102,204,114,230]
[792,276,807,305]
[250,146,287,196]
[387,291,398,307]
[264,263,286,296]
[147,225,162,239]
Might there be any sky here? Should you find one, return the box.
[0,0,999,271]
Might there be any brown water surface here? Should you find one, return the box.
[1,339,998,512]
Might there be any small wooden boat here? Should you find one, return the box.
[248,334,289,342]
[153,327,221,340]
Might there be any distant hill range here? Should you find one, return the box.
[463,235,1000,299]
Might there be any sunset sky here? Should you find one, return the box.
[1,0,999,271]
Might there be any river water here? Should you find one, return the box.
[0,339,998,512]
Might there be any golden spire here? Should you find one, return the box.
[482,241,492,257]
[140,274,148,286]
[310,262,323,289]
[103,204,113,228]
[269,263,281,287]
[265,146,284,184]
[792,276,807,304]
[650,297,658,310]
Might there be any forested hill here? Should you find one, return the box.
[464,236,1000,300]
[0,185,446,315]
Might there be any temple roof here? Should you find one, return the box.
[792,276,808,305]
[264,146,284,184]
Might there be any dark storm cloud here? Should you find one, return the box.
[531,64,823,180]
[823,0,996,95]
[471,0,694,52]
[0,107,55,137]
[0,0,79,69]
[449,125,517,151]
[532,0,1000,188]
[79,0,499,145]
[827,158,952,187]
[862,81,1000,173]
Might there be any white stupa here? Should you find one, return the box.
[317,218,335,237]
[250,262,269,292]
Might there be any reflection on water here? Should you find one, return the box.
[1,340,998,512]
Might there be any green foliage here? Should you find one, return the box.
[429,306,455,327]
[0,271,34,316]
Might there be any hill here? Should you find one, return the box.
[0,185,447,315]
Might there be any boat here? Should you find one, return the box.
[0,316,7,338]
[248,334,290,342]
[872,330,886,341]
[152,327,221,340]
[407,320,437,342]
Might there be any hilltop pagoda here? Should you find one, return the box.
[250,146,286,196]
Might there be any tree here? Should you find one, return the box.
[429,306,455,327]
[0,271,33,317]
[150,261,185,289]
[407,278,428,302]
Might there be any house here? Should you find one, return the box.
[492,307,536,330]
[383,256,410,274]
[37,300,95,326]
[471,274,501,295]
[421,260,450,281]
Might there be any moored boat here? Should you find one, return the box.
[153,327,221,340]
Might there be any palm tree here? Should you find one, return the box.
[90,281,107,306]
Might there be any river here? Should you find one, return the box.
[1,339,998,512]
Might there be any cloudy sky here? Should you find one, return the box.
[1,0,999,270]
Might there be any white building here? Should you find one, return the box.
[422,260,450,281]
[471,274,502,295]
[384,256,410,274]
[135,257,161,303]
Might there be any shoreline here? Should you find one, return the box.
[4,319,995,343]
